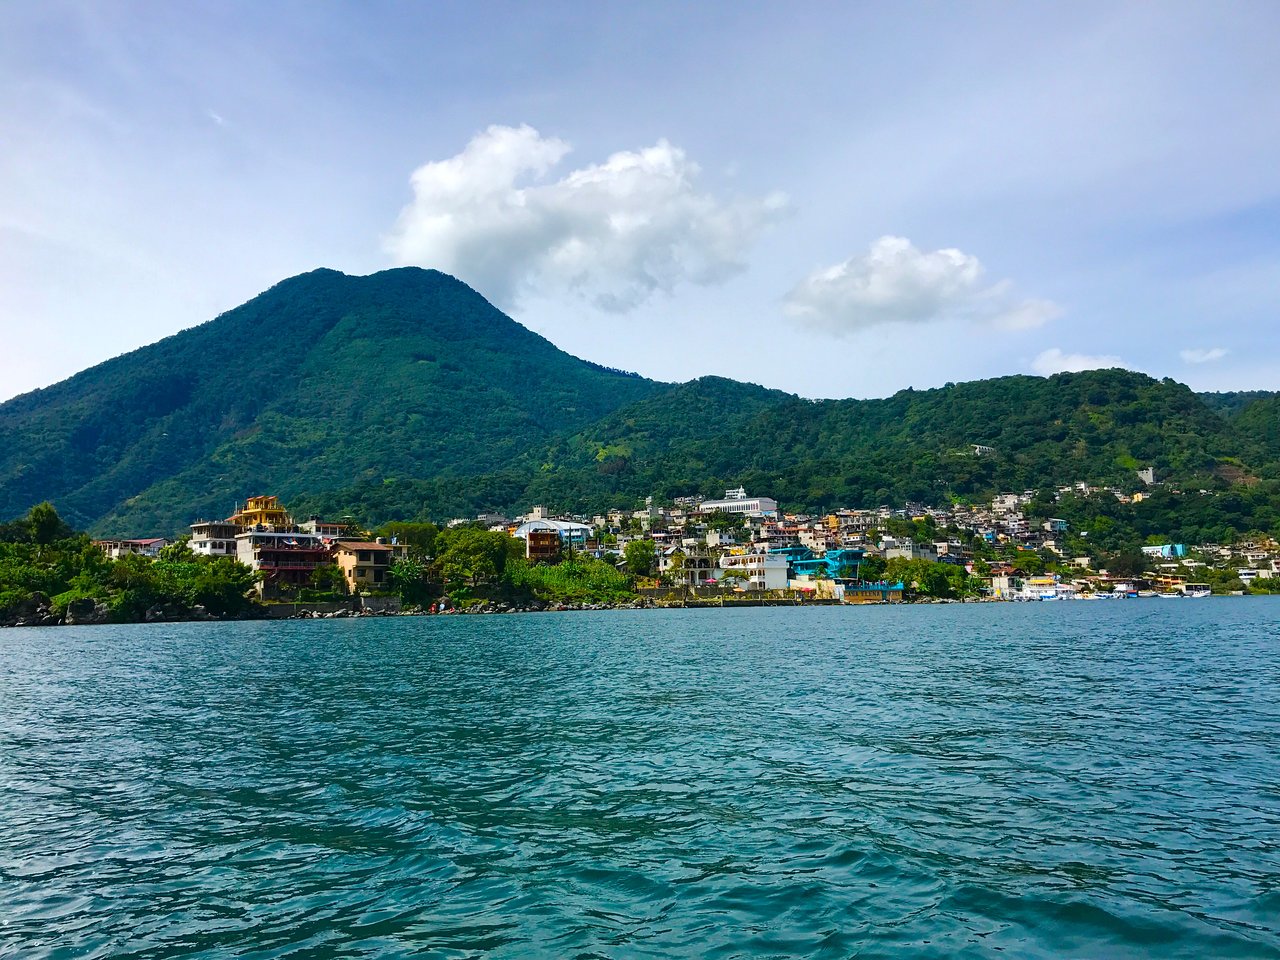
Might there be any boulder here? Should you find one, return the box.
[64,598,109,626]
[144,602,186,623]
[9,593,56,627]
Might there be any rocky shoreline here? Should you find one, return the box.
[1,594,660,628]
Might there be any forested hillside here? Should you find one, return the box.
[2,266,1275,535]
[294,368,1278,525]
[0,268,658,533]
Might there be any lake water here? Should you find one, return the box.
[2,601,1279,959]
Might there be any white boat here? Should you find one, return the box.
[1183,584,1212,599]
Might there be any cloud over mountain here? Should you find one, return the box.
[1180,347,1229,364]
[783,236,1060,335]
[1031,347,1128,376]
[385,124,788,312]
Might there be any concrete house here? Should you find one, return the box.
[333,540,409,592]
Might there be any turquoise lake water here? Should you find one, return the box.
[2,601,1279,959]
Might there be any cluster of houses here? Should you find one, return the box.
[94,482,1280,602]
[96,495,408,597]
[459,483,1280,599]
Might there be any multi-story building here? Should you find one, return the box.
[659,542,719,588]
[699,487,779,518]
[525,529,562,563]
[332,539,409,592]
[189,520,239,557]
[883,539,938,562]
[717,550,789,590]
[236,530,332,595]
[513,518,593,548]
[230,495,294,530]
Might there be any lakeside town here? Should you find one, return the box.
[80,475,1280,617]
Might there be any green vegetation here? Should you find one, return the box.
[0,268,657,535]
[505,556,633,605]
[3,266,1279,542]
[623,539,658,577]
[294,369,1280,533]
[0,504,260,624]
[883,557,984,599]
[1023,486,1280,554]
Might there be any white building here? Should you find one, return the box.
[883,539,938,562]
[699,487,779,518]
[659,541,719,588]
[991,494,1021,514]
[190,519,239,557]
[717,551,789,590]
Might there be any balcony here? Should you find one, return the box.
[255,559,333,571]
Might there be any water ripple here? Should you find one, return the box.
[2,601,1279,958]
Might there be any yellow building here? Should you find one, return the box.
[230,495,293,530]
[333,540,409,591]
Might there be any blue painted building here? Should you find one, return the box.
[769,546,866,580]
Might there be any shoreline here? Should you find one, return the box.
[3,592,1255,629]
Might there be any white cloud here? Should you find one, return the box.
[1180,346,1228,364]
[1031,347,1127,376]
[991,297,1064,331]
[385,124,788,311]
[783,236,1060,336]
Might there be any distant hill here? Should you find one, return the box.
[1230,395,1280,464]
[524,368,1248,507]
[0,268,660,533]
[2,266,1275,535]
[1197,390,1279,417]
[295,367,1269,524]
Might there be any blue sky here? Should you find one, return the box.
[2,0,1278,402]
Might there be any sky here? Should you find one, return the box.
[2,0,1279,403]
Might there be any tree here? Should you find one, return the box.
[1108,550,1148,577]
[184,557,260,616]
[310,564,347,595]
[27,502,71,546]
[388,555,432,605]
[705,511,745,533]
[375,521,439,557]
[860,555,887,582]
[158,536,193,562]
[434,528,517,586]
[624,539,657,577]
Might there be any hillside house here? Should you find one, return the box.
[189,520,238,557]
[94,537,170,560]
[333,540,409,592]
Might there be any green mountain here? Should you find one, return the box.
[1197,390,1279,418]
[297,367,1272,524]
[0,268,659,533]
[2,266,1275,535]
